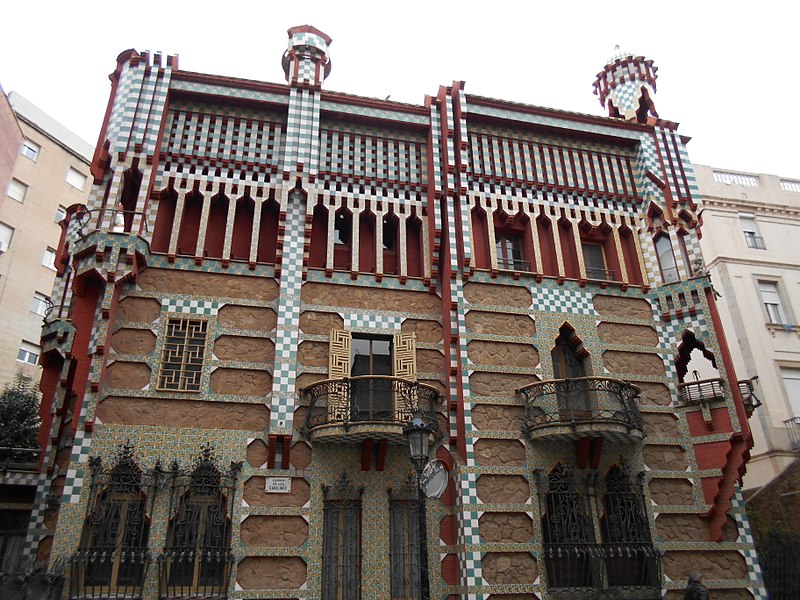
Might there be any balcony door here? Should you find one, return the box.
[552,328,590,415]
[351,336,393,420]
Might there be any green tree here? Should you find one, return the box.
[0,374,41,449]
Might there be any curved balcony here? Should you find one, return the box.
[519,377,644,443]
[301,376,442,444]
[677,377,725,407]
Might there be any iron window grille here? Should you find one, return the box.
[157,318,208,392]
[322,472,363,600]
[70,444,156,600]
[389,477,422,599]
[158,446,241,599]
[536,463,661,599]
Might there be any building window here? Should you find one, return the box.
[42,247,57,270]
[496,232,527,270]
[351,335,393,420]
[655,235,679,283]
[0,510,31,574]
[16,341,40,365]
[322,474,362,600]
[159,448,239,599]
[0,222,14,254]
[66,167,88,191]
[31,292,50,317]
[55,205,67,223]
[21,139,40,162]
[677,233,693,277]
[71,446,152,599]
[538,463,659,596]
[582,243,612,280]
[758,281,787,324]
[780,368,800,418]
[389,485,421,598]
[739,214,766,249]
[7,178,27,202]
[157,318,208,392]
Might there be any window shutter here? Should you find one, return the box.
[393,332,416,381]
[329,329,352,379]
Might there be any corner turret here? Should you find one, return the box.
[593,46,658,123]
[282,25,332,88]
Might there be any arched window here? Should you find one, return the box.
[177,191,203,256]
[159,448,240,598]
[655,234,679,283]
[152,188,177,253]
[72,445,152,599]
[230,195,255,261]
[322,472,363,600]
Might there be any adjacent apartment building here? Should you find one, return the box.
[694,165,800,491]
[0,92,93,387]
[21,28,766,599]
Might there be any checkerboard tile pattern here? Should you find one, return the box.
[21,472,49,561]
[270,190,306,432]
[730,485,767,599]
[530,284,597,315]
[342,312,402,332]
[161,298,222,316]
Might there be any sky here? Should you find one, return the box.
[1,1,797,177]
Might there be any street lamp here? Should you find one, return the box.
[404,410,432,600]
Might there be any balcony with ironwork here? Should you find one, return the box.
[786,417,800,451]
[157,550,234,599]
[519,377,645,443]
[301,376,442,444]
[585,266,615,282]
[68,548,150,599]
[738,378,762,417]
[677,377,726,407]
[543,542,662,600]
[497,256,531,272]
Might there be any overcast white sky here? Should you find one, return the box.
[1,1,797,177]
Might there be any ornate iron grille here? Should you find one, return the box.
[70,445,156,599]
[389,480,421,599]
[158,447,241,599]
[301,376,441,436]
[539,465,597,590]
[537,464,661,599]
[600,466,661,592]
[157,318,207,392]
[677,378,725,406]
[520,377,644,437]
[322,473,363,600]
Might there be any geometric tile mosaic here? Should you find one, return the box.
[161,298,222,316]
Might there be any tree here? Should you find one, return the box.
[0,374,41,449]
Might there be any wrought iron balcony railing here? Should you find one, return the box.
[301,376,442,442]
[677,378,726,407]
[157,550,234,599]
[519,377,644,442]
[0,447,40,471]
[497,256,531,272]
[785,417,800,451]
[585,266,616,281]
[68,548,150,599]
[738,378,762,417]
[543,542,662,600]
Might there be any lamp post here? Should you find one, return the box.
[404,410,432,600]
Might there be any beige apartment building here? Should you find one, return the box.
[695,165,800,491]
[0,92,92,386]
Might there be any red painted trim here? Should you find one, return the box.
[375,439,387,472]
[361,439,373,471]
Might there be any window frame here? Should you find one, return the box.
[42,247,57,270]
[758,280,788,325]
[16,341,40,365]
[495,230,528,271]
[0,221,14,253]
[157,317,209,392]
[66,166,88,191]
[31,292,50,317]
[654,234,679,284]
[21,139,40,162]
[739,213,766,250]
[581,242,612,281]
[7,178,28,202]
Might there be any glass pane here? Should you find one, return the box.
[351,338,372,376]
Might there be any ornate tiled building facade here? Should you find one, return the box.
[26,26,765,600]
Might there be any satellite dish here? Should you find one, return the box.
[420,459,448,499]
